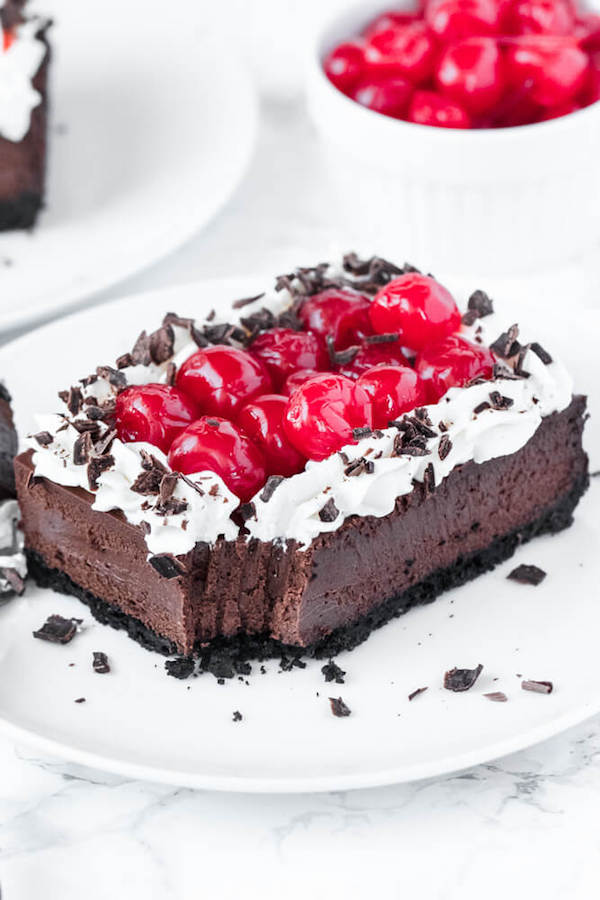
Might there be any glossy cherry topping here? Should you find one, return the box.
[168,416,266,503]
[357,365,428,427]
[337,340,411,379]
[115,384,199,454]
[323,0,598,126]
[283,369,323,395]
[284,373,373,461]
[370,274,462,351]
[237,395,307,478]
[415,333,495,401]
[176,346,272,420]
[298,288,373,350]
[249,328,329,391]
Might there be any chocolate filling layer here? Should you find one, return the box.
[16,396,588,657]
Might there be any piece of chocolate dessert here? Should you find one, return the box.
[0,381,17,498]
[0,0,51,230]
[16,255,589,660]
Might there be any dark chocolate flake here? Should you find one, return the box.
[73,431,93,465]
[74,697,86,704]
[165,361,177,386]
[149,555,185,579]
[149,324,175,364]
[489,390,514,411]
[259,475,284,503]
[444,664,483,692]
[329,696,352,717]
[130,331,151,366]
[438,433,452,461]
[473,401,491,415]
[408,686,428,701]
[92,651,110,674]
[236,501,257,524]
[507,564,546,586]
[422,462,436,495]
[319,497,339,522]
[232,292,265,310]
[96,365,127,391]
[530,342,553,365]
[364,332,399,344]
[352,426,372,439]
[490,324,520,359]
[87,454,114,491]
[484,691,508,702]
[326,334,359,367]
[232,710,243,722]
[115,353,133,369]
[321,660,346,684]
[32,430,53,447]
[344,457,374,477]
[467,289,494,319]
[521,679,553,694]
[165,657,195,679]
[33,614,80,645]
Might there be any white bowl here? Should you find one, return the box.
[306,1,600,276]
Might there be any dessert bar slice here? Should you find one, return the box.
[16,255,589,659]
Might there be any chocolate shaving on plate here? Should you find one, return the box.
[165,657,195,679]
[321,660,346,684]
[232,710,243,722]
[329,696,352,717]
[507,564,546,586]
[32,430,53,446]
[33,614,81,645]
[408,686,428,701]
[92,651,110,674]
[484,691,508,702]
[444,664,483,692]
[521,679,553,694]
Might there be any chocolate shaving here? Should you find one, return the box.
[488,391,514,411]
[92,651,110,674]
[507,564,546,585]
[33,614,81,645]
[530,342,553,365]
[329,696,352,717]
[321,660,346,684]
[352,426,372,439]
[422,462,436,495]
[130,330,151,365]
[236,501,257,523]
[521,679,553,694]
[163,312,194,329]
[318,497,339,522]
[94,428,117,456]
[149,555,185,579]
[73,431,93,465]
[87,454,114,491]
[438,433,452,460]
[177,473,204,497]
[484,691,507,702]
[444,664,483,692]
[344,457,374,477]
[241,307,277,335]
[32,430,53,446]
[473,401,491,415]
[59,385,83,416]
[408,686,428,701]
[148,324,175,364]
[96,365,127,390]
[115,353,132,369]
[74,697,86,704]
[514,344,531,377]
[232,710,243,722]
[326,334,359,367]
[467,289,494,319]
[364,332,399,344]
[490,324,520,359]
[259,475,284,503]
[232,292,265,310]
[165,362,177,386]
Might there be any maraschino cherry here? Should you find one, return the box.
[415,334,495,401]
[238,395,306,478]
[168,416,266,503]
[408,89,471,126]
[298,288,373,350]
[436,37,505,114]
[249,328,328,391]
[283,369,322,395]
[505,36,589,107]
[352,75,413,117]
[323,42,365,93]
[357,365,428,427]
[364,23,437,83]
[425,0,503,42]
[176,346,272,419]
[337,341,411,379]
[115,384,199,454]
[370,274,461,351]
[284,373,373,461]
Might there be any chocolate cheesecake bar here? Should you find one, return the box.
[0,0,51,230]
[16,255,589,661]
[0,381,17,498]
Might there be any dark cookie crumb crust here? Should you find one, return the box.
[25,470,588,665]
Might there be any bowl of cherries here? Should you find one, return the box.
[306,0,600,275]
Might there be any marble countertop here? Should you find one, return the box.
[2,5,600,894]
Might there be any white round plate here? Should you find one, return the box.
[0,278,598,792]
[0,1,257,332]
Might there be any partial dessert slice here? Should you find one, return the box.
[0,0,51,230]
[0,381,17,498]
[16,255,589,660]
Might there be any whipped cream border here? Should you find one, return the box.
[29,264,573,555]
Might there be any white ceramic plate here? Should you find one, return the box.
[0,0,257,332]
[0,278,598,793]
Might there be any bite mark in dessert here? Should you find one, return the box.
[16,254,589,662]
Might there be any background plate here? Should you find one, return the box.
[0,0,257,332]
[0,277,598,792]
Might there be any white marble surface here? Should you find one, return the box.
[2,1,600,895]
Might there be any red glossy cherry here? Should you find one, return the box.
[283,373,373,461]
[249,328,328,391]
[298,288,373,350]
[508,0,574,35]
[436,37,505,114]
[352,75,413,117]
[415,334,495,401]
[505,36,589,106]
[115,384,200,454]
[408,88,472,125]
[237,395,306,478]
[324,42,365,94]
[168,416,266,503]
[176,346,272,420]
[364,23,437,84]
[580,52,600,105]
[370,274,461,351]
[337,341,412,379]
[425,0,502,41]
[283,369,322,395]
[537,99,581,118]
[364,10,422,37]
[357,365,428,427]
[577,13,600,52]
